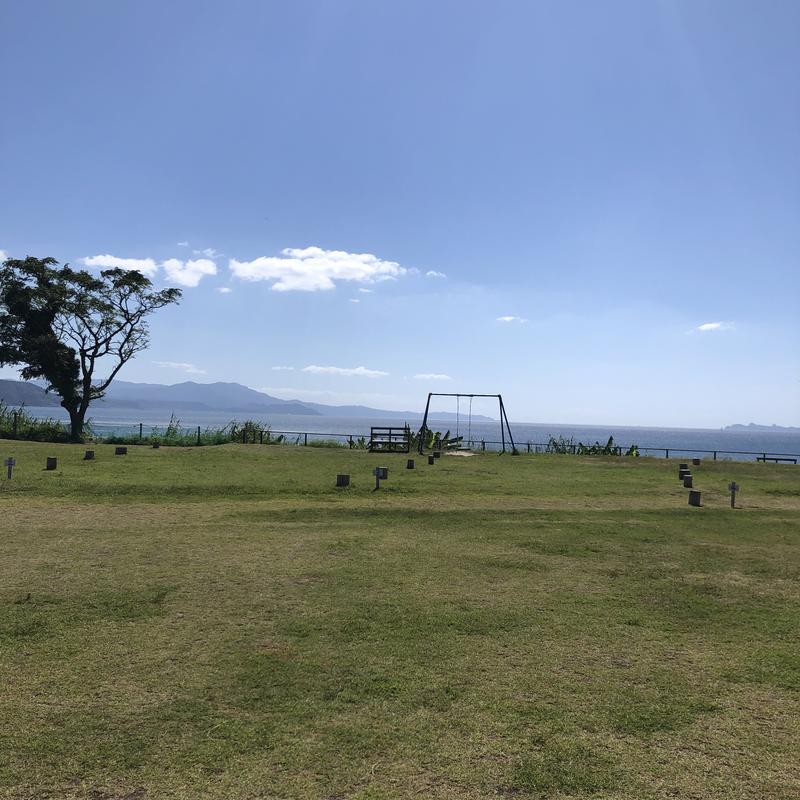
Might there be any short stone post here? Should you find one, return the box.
[406,459,415,469]
[83,450,95,461]
[683,474,693,488]
[428,455,435,465]
[46,457,57,471]
[692,458,701,466]
[115,446,127,456]
[688,490,702,507]
[336,474,350,488]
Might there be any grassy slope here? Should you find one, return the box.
[0,442,798,800]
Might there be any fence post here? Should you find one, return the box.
[527,442,531,453]
[12,410,18,439]
[242,428,246,445]
[481,439,485,451]
[139,422,143,441]
[304,433,308,446]
[665,449,669,459]
[196,425,201,446]
[349,435,353,449]
[260,430,264,445]
[714,451,717,461]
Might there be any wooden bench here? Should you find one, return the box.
[756,456,798,464]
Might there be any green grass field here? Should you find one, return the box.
[1,442,799,799]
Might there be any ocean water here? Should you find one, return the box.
[15,406,800,462]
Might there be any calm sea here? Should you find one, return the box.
[18,405,800,462]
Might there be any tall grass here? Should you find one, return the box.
[0,402,73,442]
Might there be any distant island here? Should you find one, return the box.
[724,423,800,433]
[0,379,495,422]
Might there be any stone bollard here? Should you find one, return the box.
[115,446,127,456]
[428,455,435,466]
[692,458,701,466]
[679,463,688,471]
[83,450,95,461]
[679,468,690,481]
[406,459,415,469]
[336,474,350,488]
[45,457,57,471]
[688,490,702,507]
[683,474,693,488]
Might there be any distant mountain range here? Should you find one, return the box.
[0,379,495,421]
[724,423,800,433]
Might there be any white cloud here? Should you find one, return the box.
[0,250,7,262]
[229,246,407,292]
[162,258,217,288]
[216,287,233,294]
[271,366,295,371]
[696,321,733,332]
[358,288,373,294]
[193,247,222,258]
[414,373,452,381]
[177,241,189,247]
[302,365,389,378]
[349,298,360,304]
[425,270,447,278]
[497,315,528,323]
[83,254,158,276]
[153,360,206,375]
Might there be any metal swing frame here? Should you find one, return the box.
[417,393,518,454]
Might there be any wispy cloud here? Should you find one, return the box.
[414,373,452,381]
[153,360,206,375]
[696,321,734,332]
[176,241,189,247]
[193,247,222,258]
[302,365,389,378]
[162,258,217,288]
[358,288,373,293]
[216,287,233,294]
[271,366,295,371]
[0,250,8,263]
[83,254,158,276]
[425,270,447,278]
[497,315,528,323]
[229,246,407,292]
[349,298,360,304]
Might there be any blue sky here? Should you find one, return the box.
[1,0,797,426]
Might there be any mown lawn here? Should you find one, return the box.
[0,442,798,799]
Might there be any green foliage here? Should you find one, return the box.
[547,434,640,457]
[0,402,71,442]
[404,423,463,451]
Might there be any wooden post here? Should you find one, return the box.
[197,426,201,446]
[665,449,669,459]
[713,451,717,461]
[728,481,739,508]
[139,422,143,440]
[336,474,350,488]
[692,458,700,466]
[349,435,353,449]
[481,440,485,452]
[12,410,18,439]
[260,430,264,445]
[46,457,57,470]
[428,455,434,465]
[304,433,308,446]
[688,490,702,507]
[5,457,16,480]
[683,474,693,488]
[406,459,415,469]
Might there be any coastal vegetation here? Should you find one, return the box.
[1,443,798,799]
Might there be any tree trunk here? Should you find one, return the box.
[65,406,84,443]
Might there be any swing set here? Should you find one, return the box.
[416,393,518,454]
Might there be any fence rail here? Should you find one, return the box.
[235,428,799,463]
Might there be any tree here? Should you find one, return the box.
[0,256,181,441]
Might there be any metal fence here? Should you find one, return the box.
[236,428,799,463]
